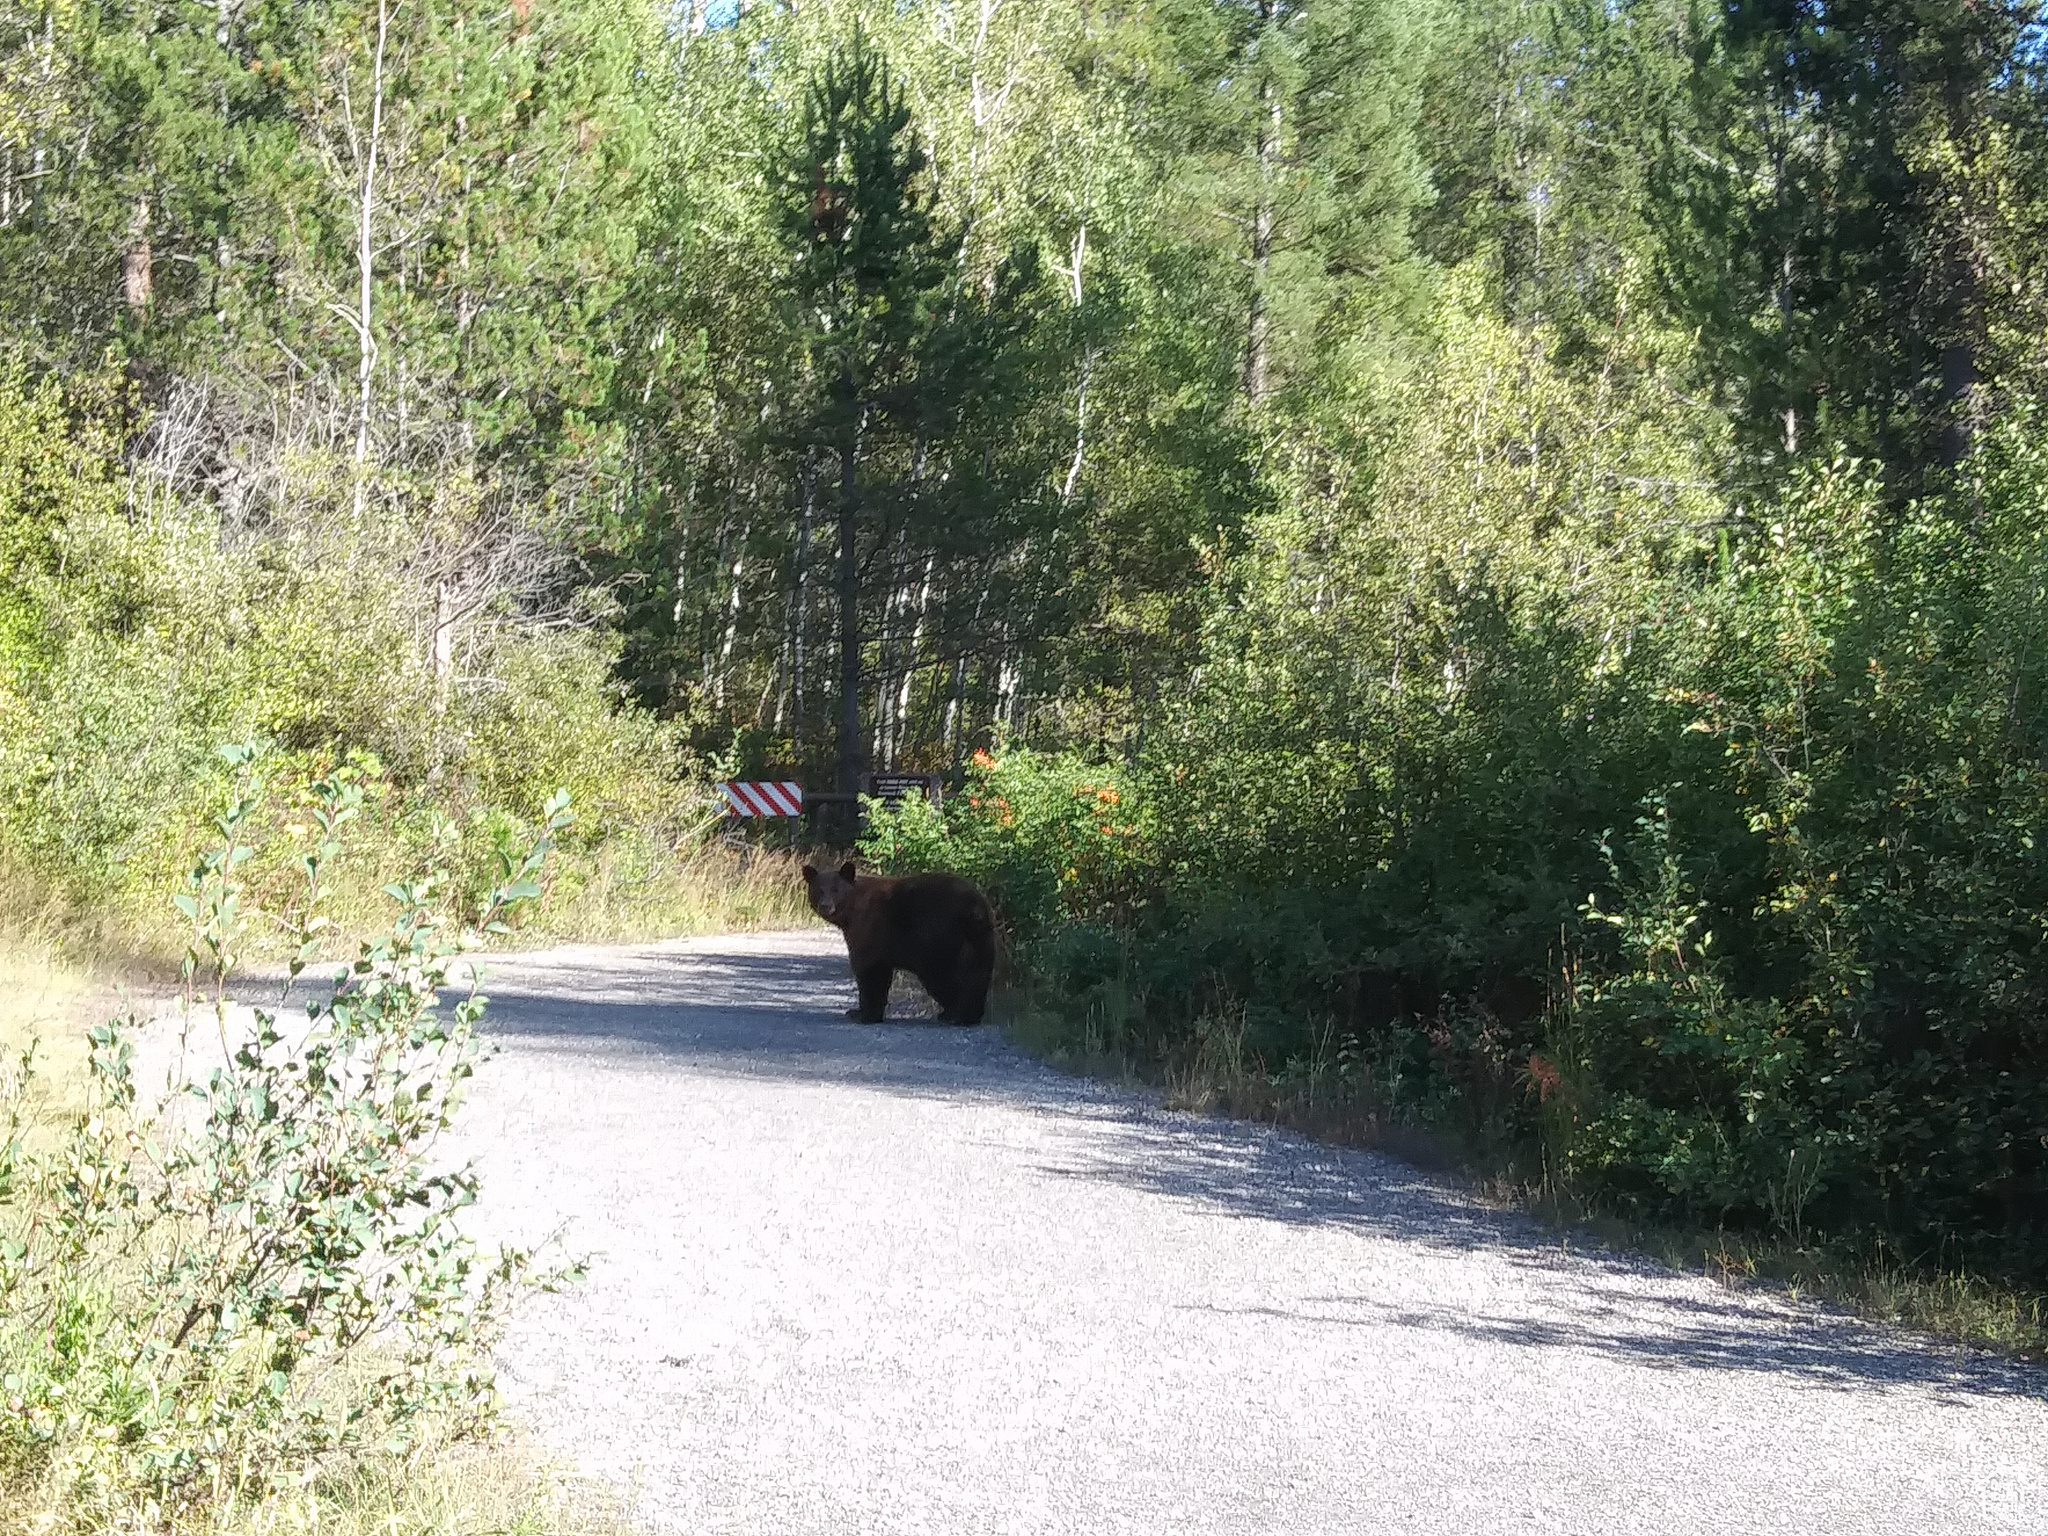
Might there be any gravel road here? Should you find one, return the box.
[447,928,2046,1536]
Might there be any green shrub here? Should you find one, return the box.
[861,748,1151,939]
[0,749,576,1522]
[906,395,2048,1291]
[0,376,703,935]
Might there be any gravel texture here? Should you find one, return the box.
[441,929,2046,1535]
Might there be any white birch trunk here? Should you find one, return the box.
[351,0,392,520]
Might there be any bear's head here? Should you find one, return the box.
[801,859,859,925]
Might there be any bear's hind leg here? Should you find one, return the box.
[850,962,893,1023]
[915,969,959,1023]
[949,946,992,1027]
[929,950,991,1024]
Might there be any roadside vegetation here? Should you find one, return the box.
[4,0,2047,1523]
[0,756,651,1532]
[867,726,2048,1359]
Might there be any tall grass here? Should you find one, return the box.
[5,817,818,990]
[0,1423,636,1536]
[518,840,821,945]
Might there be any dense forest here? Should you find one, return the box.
[5,0,2048,1292]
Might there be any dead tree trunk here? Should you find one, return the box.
[122,194,153,314]
[351,0,392,519]
[1244,4,1279,405]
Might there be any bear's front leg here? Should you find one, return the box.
[849,962,893,1023]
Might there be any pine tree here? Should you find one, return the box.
[0,0,311,373]
[1662,0,2047,488]
[1136,0,1434,409]
[776,29,951,803]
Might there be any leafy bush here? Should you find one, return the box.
[890,381,2048,1291]
[0,373,705,939]
[0,749,575,1523]
[864,752,1147,928]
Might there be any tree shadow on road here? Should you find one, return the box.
[458,943,2046,1406]
[1178,1288,2043,1400]
[467,946,1057,1096]
[1031,1119,2046,1403]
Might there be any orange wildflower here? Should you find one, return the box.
[1527,1053,1564,1103]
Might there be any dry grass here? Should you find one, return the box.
[230,1433,638,1536]
[0,831,822,998]
[0,927,97,1083]
[0,1430,637,1536]
[528,842,821,945]
[212,836,822,969]
[0,879,178,1124]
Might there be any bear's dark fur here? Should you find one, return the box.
[802,860,996,1025]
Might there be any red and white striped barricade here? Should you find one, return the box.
[717,780,805,819]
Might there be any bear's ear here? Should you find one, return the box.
[838,860,857,883]
[801,863,817,884]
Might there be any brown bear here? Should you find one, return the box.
[801,860,996,1025]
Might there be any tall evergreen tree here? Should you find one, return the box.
[776,29,952,801]
[0,0,310,375]
[1134,0,1434,408]
[1662,0,2048,487]
[1415,0,1695,340]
